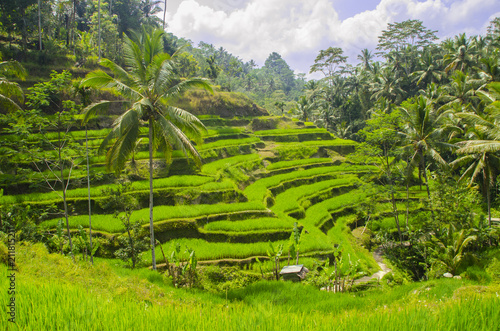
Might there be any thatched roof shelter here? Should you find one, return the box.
[279,265,309,282]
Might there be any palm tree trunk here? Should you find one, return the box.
[487,181,492,227]
[386,152,402,243]
[86,126,93,264]
[98,0,102,60]
[163,0,167,30]
[38,0,42,50]
[420,150,434,219]
[59,127,74,261]
[406,158,410,228]
[149,117,157,270]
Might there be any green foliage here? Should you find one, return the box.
[486,258,500,283]
[3,244,500,330]
[199,266,259,292]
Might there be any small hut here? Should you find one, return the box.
[279,265,309,282]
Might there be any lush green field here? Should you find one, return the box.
[271,176,360,216]
[204,217,293,232]
[41,201,269,232]
[1,175,216,204]
[266,157,333,171]
[244,164,375,203]
[254,128,330,135]
[1,244,498,331]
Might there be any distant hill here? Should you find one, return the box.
[173,89,269,118]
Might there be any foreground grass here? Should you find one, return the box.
[1,243,499,330]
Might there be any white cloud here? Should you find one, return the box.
[164,0,500,76]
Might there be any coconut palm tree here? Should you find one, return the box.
[291,96,316,122]
[451,83,500,226]
[398,96,452,203]
[81,28,212,270]
[452,128,499,227]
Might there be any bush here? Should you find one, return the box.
[486,258,500,283]
[199,266,260,292]
[382,269,411,287]
[462,265,492,283]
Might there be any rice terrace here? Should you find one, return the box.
[0,1,499,330]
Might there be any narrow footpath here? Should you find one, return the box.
[355,250,391,284]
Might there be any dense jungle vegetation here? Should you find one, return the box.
[0,1,499,330]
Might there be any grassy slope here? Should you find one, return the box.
[1,244,498,330]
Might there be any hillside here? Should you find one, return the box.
[1,243,499,330]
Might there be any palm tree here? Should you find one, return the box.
[291,96,316,122]
[369,67,405,104]
[398,96,451,203]
[451,83,500,226]
[411,50,444,86]
[81,28,212,270]
[0,55,26,112]
[357,48,373,71]
[162,0,167,29]
[452,128,499,227]
[443,34,476,74]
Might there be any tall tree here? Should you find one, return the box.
[309,47,347,85]
[357,109,405,242]
[81,28,212,270]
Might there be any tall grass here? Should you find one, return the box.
[148,233,332,261]
[2,254,498,331]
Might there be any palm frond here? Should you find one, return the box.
[0,93,22,112]
[456,140,500,154]
[0,60,27,80]
[163,78,213,100]
[155,115,203,167]
[81,100,112,124]
[105,109,141,172]
[161,105,206,144]
[0,78,24,102]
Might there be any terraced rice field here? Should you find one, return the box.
[1,115,425,273]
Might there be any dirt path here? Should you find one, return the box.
[355,250,391,284]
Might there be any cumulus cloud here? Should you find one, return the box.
[164,0,500,75]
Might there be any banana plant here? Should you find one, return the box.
[267,241,284,280]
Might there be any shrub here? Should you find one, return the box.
[199,266,261,292]
[486,258,500,283]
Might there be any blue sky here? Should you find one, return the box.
[160,0,500,76]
